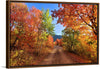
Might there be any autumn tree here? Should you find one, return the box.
[23,6,42,51]
[10,3,42,51]
[46,35,54,48]
[55,39,63,46]
[41,9,55,36]
[51,4,98,37]
[10,3,28,49]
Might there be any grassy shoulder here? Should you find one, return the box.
[10,47,53,66]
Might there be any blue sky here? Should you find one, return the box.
[25,3,65,35]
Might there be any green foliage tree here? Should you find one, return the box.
[62,28,79,51]
[41,9,55,36]
[35,9,55,55]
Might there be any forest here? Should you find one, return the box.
[10,3,98,66]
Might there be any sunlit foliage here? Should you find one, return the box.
[10,3,98,66]
[10,3,55,66]
[52,4,97,63]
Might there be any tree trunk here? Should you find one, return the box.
[10,37,18,50]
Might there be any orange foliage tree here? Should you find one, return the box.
[55,39,63,46]
[46,35,54,48]
[51,4,98,39]
[10,3,42,50]
[10,3,28,49]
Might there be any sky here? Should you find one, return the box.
[25,3,65,35]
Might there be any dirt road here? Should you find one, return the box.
[39,46,91,65]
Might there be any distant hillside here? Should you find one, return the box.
[53,35,62,41]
